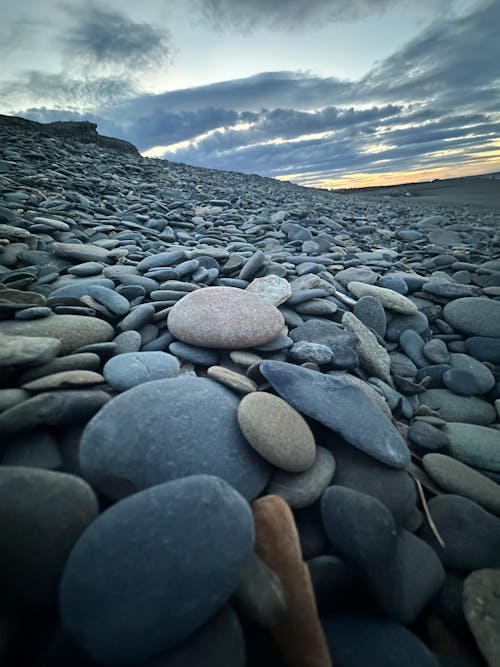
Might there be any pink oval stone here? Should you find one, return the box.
[167,286,285,349]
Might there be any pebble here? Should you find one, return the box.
[443,297,500,338]
[0,466,98,612]
[0,333,61,366]
[419,389,497,425]
[442,422,500,471]
[419,494,500,570]
[342,311,393,384]
[80,377,271,500]
[103,351,180,391]
[463,569,500,667]
[422,453,500,516]
[322,611,440,667]
[252,495,332,666]
[21,370,104,391]
[167,286,284,348]
[329,438,417,525]
[266,446,335,508]
[60,475,254,664]
[0,314,115,354]
[237,392,316,472]
[245,274,291,305]
[321,485,397,567]
[206,365,257,394]
[347,281,418,314]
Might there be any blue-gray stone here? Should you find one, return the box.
[321,485,397,567]
[103,352,180,392]
[329,438,416,525]
[60,475,254,665]
[378,275,409,294]
[386,311,429,342]
[49,278,114,299]
[80,377,271,500]
[419,494,500,571]
[260,361,410,468]
[443,297,500,338]
[353,295,386,337]
[169,341,219,366]
[88,285,130,316]
[465,337,500,364]
[137,249,186,272]
[322,612,440,667]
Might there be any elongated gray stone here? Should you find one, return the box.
[260,361,410,468]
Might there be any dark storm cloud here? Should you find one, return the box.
[59,4,171,73]
[192,0,448,30]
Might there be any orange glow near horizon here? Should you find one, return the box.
[278,148,500,190]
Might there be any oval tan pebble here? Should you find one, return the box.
[237,392,316,472]
[167,286,285,349]
[21,370,105,391]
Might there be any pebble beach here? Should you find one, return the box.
[0,118,499,667]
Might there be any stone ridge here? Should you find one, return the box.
[0,114,140,156]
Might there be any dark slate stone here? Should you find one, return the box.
[60,475,254,665]
[49,278,114,299]
[448,353,495,394]
[407,421,449,450]
[443,368,483,396]
[169,341,219,366]
[415,365,450,389]
[385,311,429,342]
[377,274,409,294]
[80,377,271,500]
[0,467,98,612]
[155,606,246,667]
[353,295,387,337]
[330,344,359,370]
[321,611,440,667]
[137,249,186,272]
[367,529,445,624]
[307,555,360,607]
[418,494,500,571]
[399,329,428,367]
[103,351,180,392]
[321,485,397,568]
[260,361,410,468]
[465,336,500,364]
[328,438,416,525]
[0,390,111,434]
[87,285,130,316]
[289,319,357,348]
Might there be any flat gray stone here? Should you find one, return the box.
[0,315,115,354]
[423,453,500,516]
[0,333,61,366]
[260,361,410,468]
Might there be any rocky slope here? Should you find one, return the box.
[0,118,499,667]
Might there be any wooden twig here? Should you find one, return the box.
[415,477,446,549]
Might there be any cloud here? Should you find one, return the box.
[59,4,172,76]
[191,0,453,31]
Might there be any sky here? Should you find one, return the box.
[0,0,499,189]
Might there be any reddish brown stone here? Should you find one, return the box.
[251,495,332,667]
